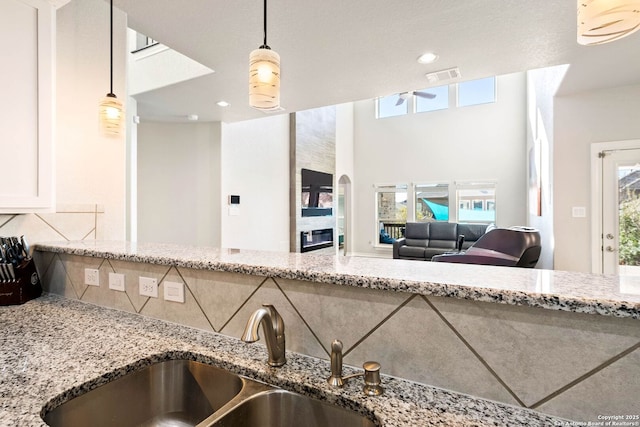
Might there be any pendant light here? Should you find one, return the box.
[249,0,280,110]
[99,0,124,135]
[577,0,640,45]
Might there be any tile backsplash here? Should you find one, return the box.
[33,250,640,422]
[0,204,104,242]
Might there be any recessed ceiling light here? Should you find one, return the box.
[187,114,199,121]
[217,101,230,107]
[417,52,439,64]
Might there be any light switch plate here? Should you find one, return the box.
[109,273,125,291]
[572,206,587,218]
[164,281,185,303]
[85,268,99,286]
[139,277,158,298]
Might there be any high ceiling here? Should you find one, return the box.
[113,0,640,123]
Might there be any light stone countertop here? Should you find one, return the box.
[0,294,567,426]
[34,240,640,319]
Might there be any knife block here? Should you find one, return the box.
[0,259,42,306]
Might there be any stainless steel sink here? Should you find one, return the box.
[208,389,378,427]
[43,358,378,427]
[43,360,243,427]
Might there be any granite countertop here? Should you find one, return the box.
[0,294,565,427]
[34,240,640,319]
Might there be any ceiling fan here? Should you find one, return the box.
[395,91,436,106]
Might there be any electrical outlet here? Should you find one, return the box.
[85,268,99,286]
[164,281,185,303]
[109,273,125,292]
[139,276,158,298]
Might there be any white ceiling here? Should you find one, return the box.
[114,0,640,123]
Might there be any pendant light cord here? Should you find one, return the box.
[262,0,269,48]
[109,0,114,95]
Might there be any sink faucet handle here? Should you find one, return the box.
[363,361,384,396]
[262,304,284,336]
[327,339,344,387]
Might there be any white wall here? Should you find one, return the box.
[220,115,290,251]
[352,72,528,256]
[526,65,569,270]
[56,0,127,239]
[137,122,221,246]
[554,83,640,272]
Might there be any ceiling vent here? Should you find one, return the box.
[426,67,461,83]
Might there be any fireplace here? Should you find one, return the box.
[300,228,334,253]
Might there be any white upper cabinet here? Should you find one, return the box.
[0,0,54,213]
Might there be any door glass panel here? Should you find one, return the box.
[602,148,640,276]
[618,162,640,276]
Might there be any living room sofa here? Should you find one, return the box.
[392,222,489,261]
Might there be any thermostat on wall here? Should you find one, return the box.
[229,195,240,205]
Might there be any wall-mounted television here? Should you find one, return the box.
[301,168,333,217]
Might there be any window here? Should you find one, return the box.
[132,32,159,53]
[376,94,408,119]
[415,86,449,113]
[457,77,496,107]
[374,181,497,245]
[456,183,496,223]
[376,184,408,243]
[375,76,498,118]
[415,184,449,221]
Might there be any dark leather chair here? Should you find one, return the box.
[431,227,541,268]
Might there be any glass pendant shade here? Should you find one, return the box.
[578,0,640,45]
[99,94,123,136]
[249,47,280,110]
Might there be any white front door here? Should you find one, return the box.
[601,148,640,275]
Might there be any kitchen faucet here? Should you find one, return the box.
[241,304,286,367]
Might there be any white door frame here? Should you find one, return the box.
[590,139,640,274]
